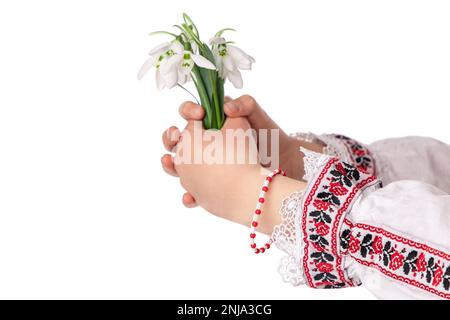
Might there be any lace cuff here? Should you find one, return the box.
[272,148,332,286]
[272,191,305,286]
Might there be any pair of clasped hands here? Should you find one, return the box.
[161,95,322,234]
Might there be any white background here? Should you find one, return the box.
[0,0,449,299]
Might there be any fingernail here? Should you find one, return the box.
[225,102,238,112]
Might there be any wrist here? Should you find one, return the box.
[232,165,305,235]
[281,136,325,181]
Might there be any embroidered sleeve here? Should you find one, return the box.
[315,134,377,176]
[290,132,377,176]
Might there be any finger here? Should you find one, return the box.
[179,101,205,120]
[162,126,180,152]
[224,95,280,131]
[161,154,178,177]
[182,192,198,208]
[224,95,233,103]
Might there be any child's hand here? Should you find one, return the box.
[173,116,265,227]
[161,102,305,234]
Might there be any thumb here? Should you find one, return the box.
[224,95,283,133]
[222,116,252,131]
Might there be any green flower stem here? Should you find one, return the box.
[212,87,222,128]
[192,67,213,129]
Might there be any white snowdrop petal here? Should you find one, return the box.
[160,55,182,75]
[191,54,216,70]
[137,56,155,80]
[237,61,252,70]
[228,46,254,68]
[149,42,171,56]
[177,70,187,85]
[191,42,198,54]
[163,69,179,89]
[155,70,165,90]
[209,37,226,45]
[223,56,236,72]
[171,41,184,55]
[227,69,243,89]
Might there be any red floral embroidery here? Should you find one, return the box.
[356,165,367,173]
[317,262,334,273]
[389,252,404,270]
[335,163,347,176]
[311,242,326,252]
[315,222,330,236]
[372,236,383,254]
[329,182,348,196]
[313,199,330,211]
[346,222,450,299]
[416,253,427,272]
[328,134,376,176]
[348,236,360,254]
[302,158,379,289]
[433,266,444,286]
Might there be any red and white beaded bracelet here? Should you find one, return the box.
[249,168,286,254]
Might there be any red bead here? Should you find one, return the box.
[249,167,286,254]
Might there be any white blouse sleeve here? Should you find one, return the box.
[369,136,450,193]
[347,180,450,299]
[292,131,450,193]
[272,148,450,299]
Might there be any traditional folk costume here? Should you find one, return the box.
[272,134,450,299]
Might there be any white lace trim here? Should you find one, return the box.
[272,191,305,286]
[289,132,318,144]
[300,147,331,181]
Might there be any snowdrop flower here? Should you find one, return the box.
[137,41,174,89]
[161,45,216,87]
[209,37,255,89]
[138,40,216,89]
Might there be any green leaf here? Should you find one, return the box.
[215,28,236,37]
[217,76,225,127]
[182,13,200,37]
[149,31,178,38]
[181,23,202,47]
